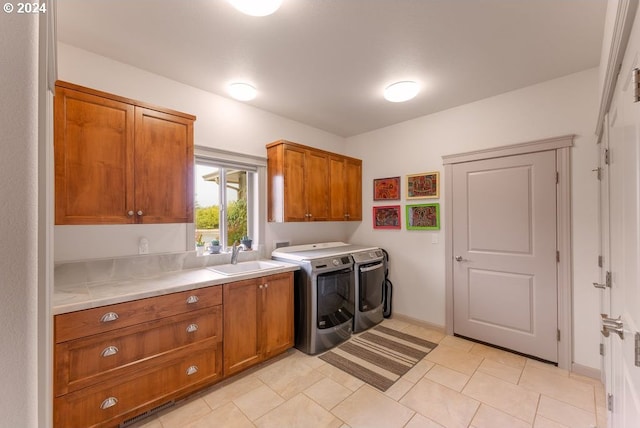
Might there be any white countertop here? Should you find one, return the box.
[53,260,299,315]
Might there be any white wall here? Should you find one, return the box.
[346,68,601,370]
[55,43,353,261]
[0,12,39,428]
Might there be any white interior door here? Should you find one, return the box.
[452,150,558,362]
[604,54,640,426]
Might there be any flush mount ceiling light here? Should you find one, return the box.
[227,0,282,16]
[228,82,257,101]
[384,81,420,103]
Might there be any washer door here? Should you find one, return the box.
[359,262,385,311]
[316,268,354,329]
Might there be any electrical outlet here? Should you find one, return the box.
[139,237,149,254]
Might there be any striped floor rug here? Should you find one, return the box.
[318,324,438,391]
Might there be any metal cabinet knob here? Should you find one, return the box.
[137,210,143,216]
[100,397,118,410]
[100,346,119,357]
[100,312,119,323]
[455,256,463,262]
[127,210,134,216]
[186,323,198,333]
[186,295,199,304]
[186,365,199,376]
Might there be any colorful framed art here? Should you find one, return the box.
[406,203,440,230]
[373,205,401,229]
[373,176,401,200]
[406,171,439,199]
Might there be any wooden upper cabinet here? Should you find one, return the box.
[329,155,362,221]
[134,107,193,223]
[266,140,361,222]
[54,81,195,225]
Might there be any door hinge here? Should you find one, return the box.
[604,149,610,165]
[608,393,614,411]
[593,167,602,181]
[633,68,640,102]
[635,332,640,367]
[600,343,605,356]
[606,271,612,288]
[556,251,560,262]
[598,255,603,268]
[557,329,561,341]
[556,171,559,184]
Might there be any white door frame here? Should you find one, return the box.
[443,135,573,370]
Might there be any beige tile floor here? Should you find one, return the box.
[131,318,606,428]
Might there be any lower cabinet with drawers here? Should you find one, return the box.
[53,272,293,428]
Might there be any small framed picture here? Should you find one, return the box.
[373,205,401,229]
[406,203,440,230]
[373,176,401,200]
[406,171,439,199]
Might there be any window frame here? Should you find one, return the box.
[191,146,266,253]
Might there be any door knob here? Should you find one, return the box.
[455,256,464,262]
[601,314,624,339]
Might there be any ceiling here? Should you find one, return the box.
[56,0,607,137]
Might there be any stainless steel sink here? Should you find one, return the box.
[206,260,283,276]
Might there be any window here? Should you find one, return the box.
[193,146,266,253]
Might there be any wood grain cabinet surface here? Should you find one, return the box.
[223,272,294,376]
[54,81,194,225]
[53,287,222,428]
[53,272,294,428]
[266,140,362,222]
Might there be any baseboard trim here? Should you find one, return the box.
[571,362,602,382]
[389,313,445,333]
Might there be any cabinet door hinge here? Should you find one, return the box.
[600,343,605,356]
[556,251,560,262]
[635,332,640,367]
[557,329,561,341]
[598,255,603,268]
[605,149,610,165]
[556,171,559,184]
[594,167,602,181]
[606,271,612,288]
[608,393,614,411]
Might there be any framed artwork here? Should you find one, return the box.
[406,203,440,230]
[373,205,401,229]
[406,171,439,199]
[373,176,401,200]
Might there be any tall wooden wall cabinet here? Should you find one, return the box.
[266,140,362,222]
[54,81,195,225]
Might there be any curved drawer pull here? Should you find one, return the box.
[186,323,198,333]
[186,295,199,304]
[100,396,118,410]
[186,365,199,376]
[100,312,119,323]
[100,346,119,357]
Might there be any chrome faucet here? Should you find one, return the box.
[230,241,243,264]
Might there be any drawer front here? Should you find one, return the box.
[55,286,222,343]
[54,343,222,428]
[55,307,222,396]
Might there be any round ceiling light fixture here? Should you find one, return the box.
[227,0,283,16]
[227,82,257,101]
[383,81,420,102]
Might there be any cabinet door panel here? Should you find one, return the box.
[345,158,362,221]
[262,274,294,358]
[329,157,347,220]
[283,146,308,221]
[223,279,261,376]
[134,107,194,223]
[55,87,135,224]
[306,151,330,220]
